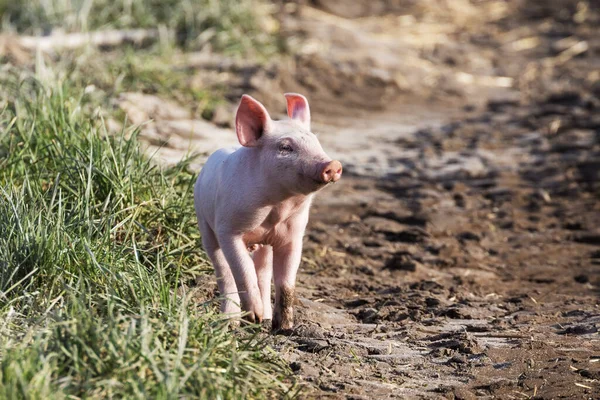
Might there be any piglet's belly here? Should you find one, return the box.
[242,224,291,249]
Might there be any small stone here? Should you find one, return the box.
[535,189,551,203]
[453,388,478,400]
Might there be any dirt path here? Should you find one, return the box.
[271,94,599,398]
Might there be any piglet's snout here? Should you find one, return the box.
[320,160,343,183]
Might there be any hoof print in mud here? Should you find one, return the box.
[383,227,429,243]
[294,338,329,353]
[384,252,420,272]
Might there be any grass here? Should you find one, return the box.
[61,48,229,120]
[0,2,295,396]
[0,72,295,398]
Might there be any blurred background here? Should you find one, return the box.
[0,0,598,398]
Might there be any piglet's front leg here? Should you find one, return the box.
[272,239,303,331]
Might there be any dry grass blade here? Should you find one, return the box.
[575,382,593,389]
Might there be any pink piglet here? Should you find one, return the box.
[194,93,342,330]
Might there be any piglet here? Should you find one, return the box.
[194,93,342,330]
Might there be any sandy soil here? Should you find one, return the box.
[120,1,600,398]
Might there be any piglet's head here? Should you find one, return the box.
[235,93,342,195]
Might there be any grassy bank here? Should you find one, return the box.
[0,1,294,397]
[0,72,293,398]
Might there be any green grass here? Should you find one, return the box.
[0,0,285,122]
[0,73,294,398]
[0,2,294,396]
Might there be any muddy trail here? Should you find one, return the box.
[117,1,600,398]
[258,3,600,398]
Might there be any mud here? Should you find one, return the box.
[276,92,599,397]
[121,1,600,398]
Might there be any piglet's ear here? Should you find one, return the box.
[284,93,310,129]
[236,94,271,147]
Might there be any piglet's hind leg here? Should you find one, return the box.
[253,245,273,321]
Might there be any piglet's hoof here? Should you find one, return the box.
[272,309,294,334]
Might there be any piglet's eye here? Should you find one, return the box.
[279,144,293,152]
